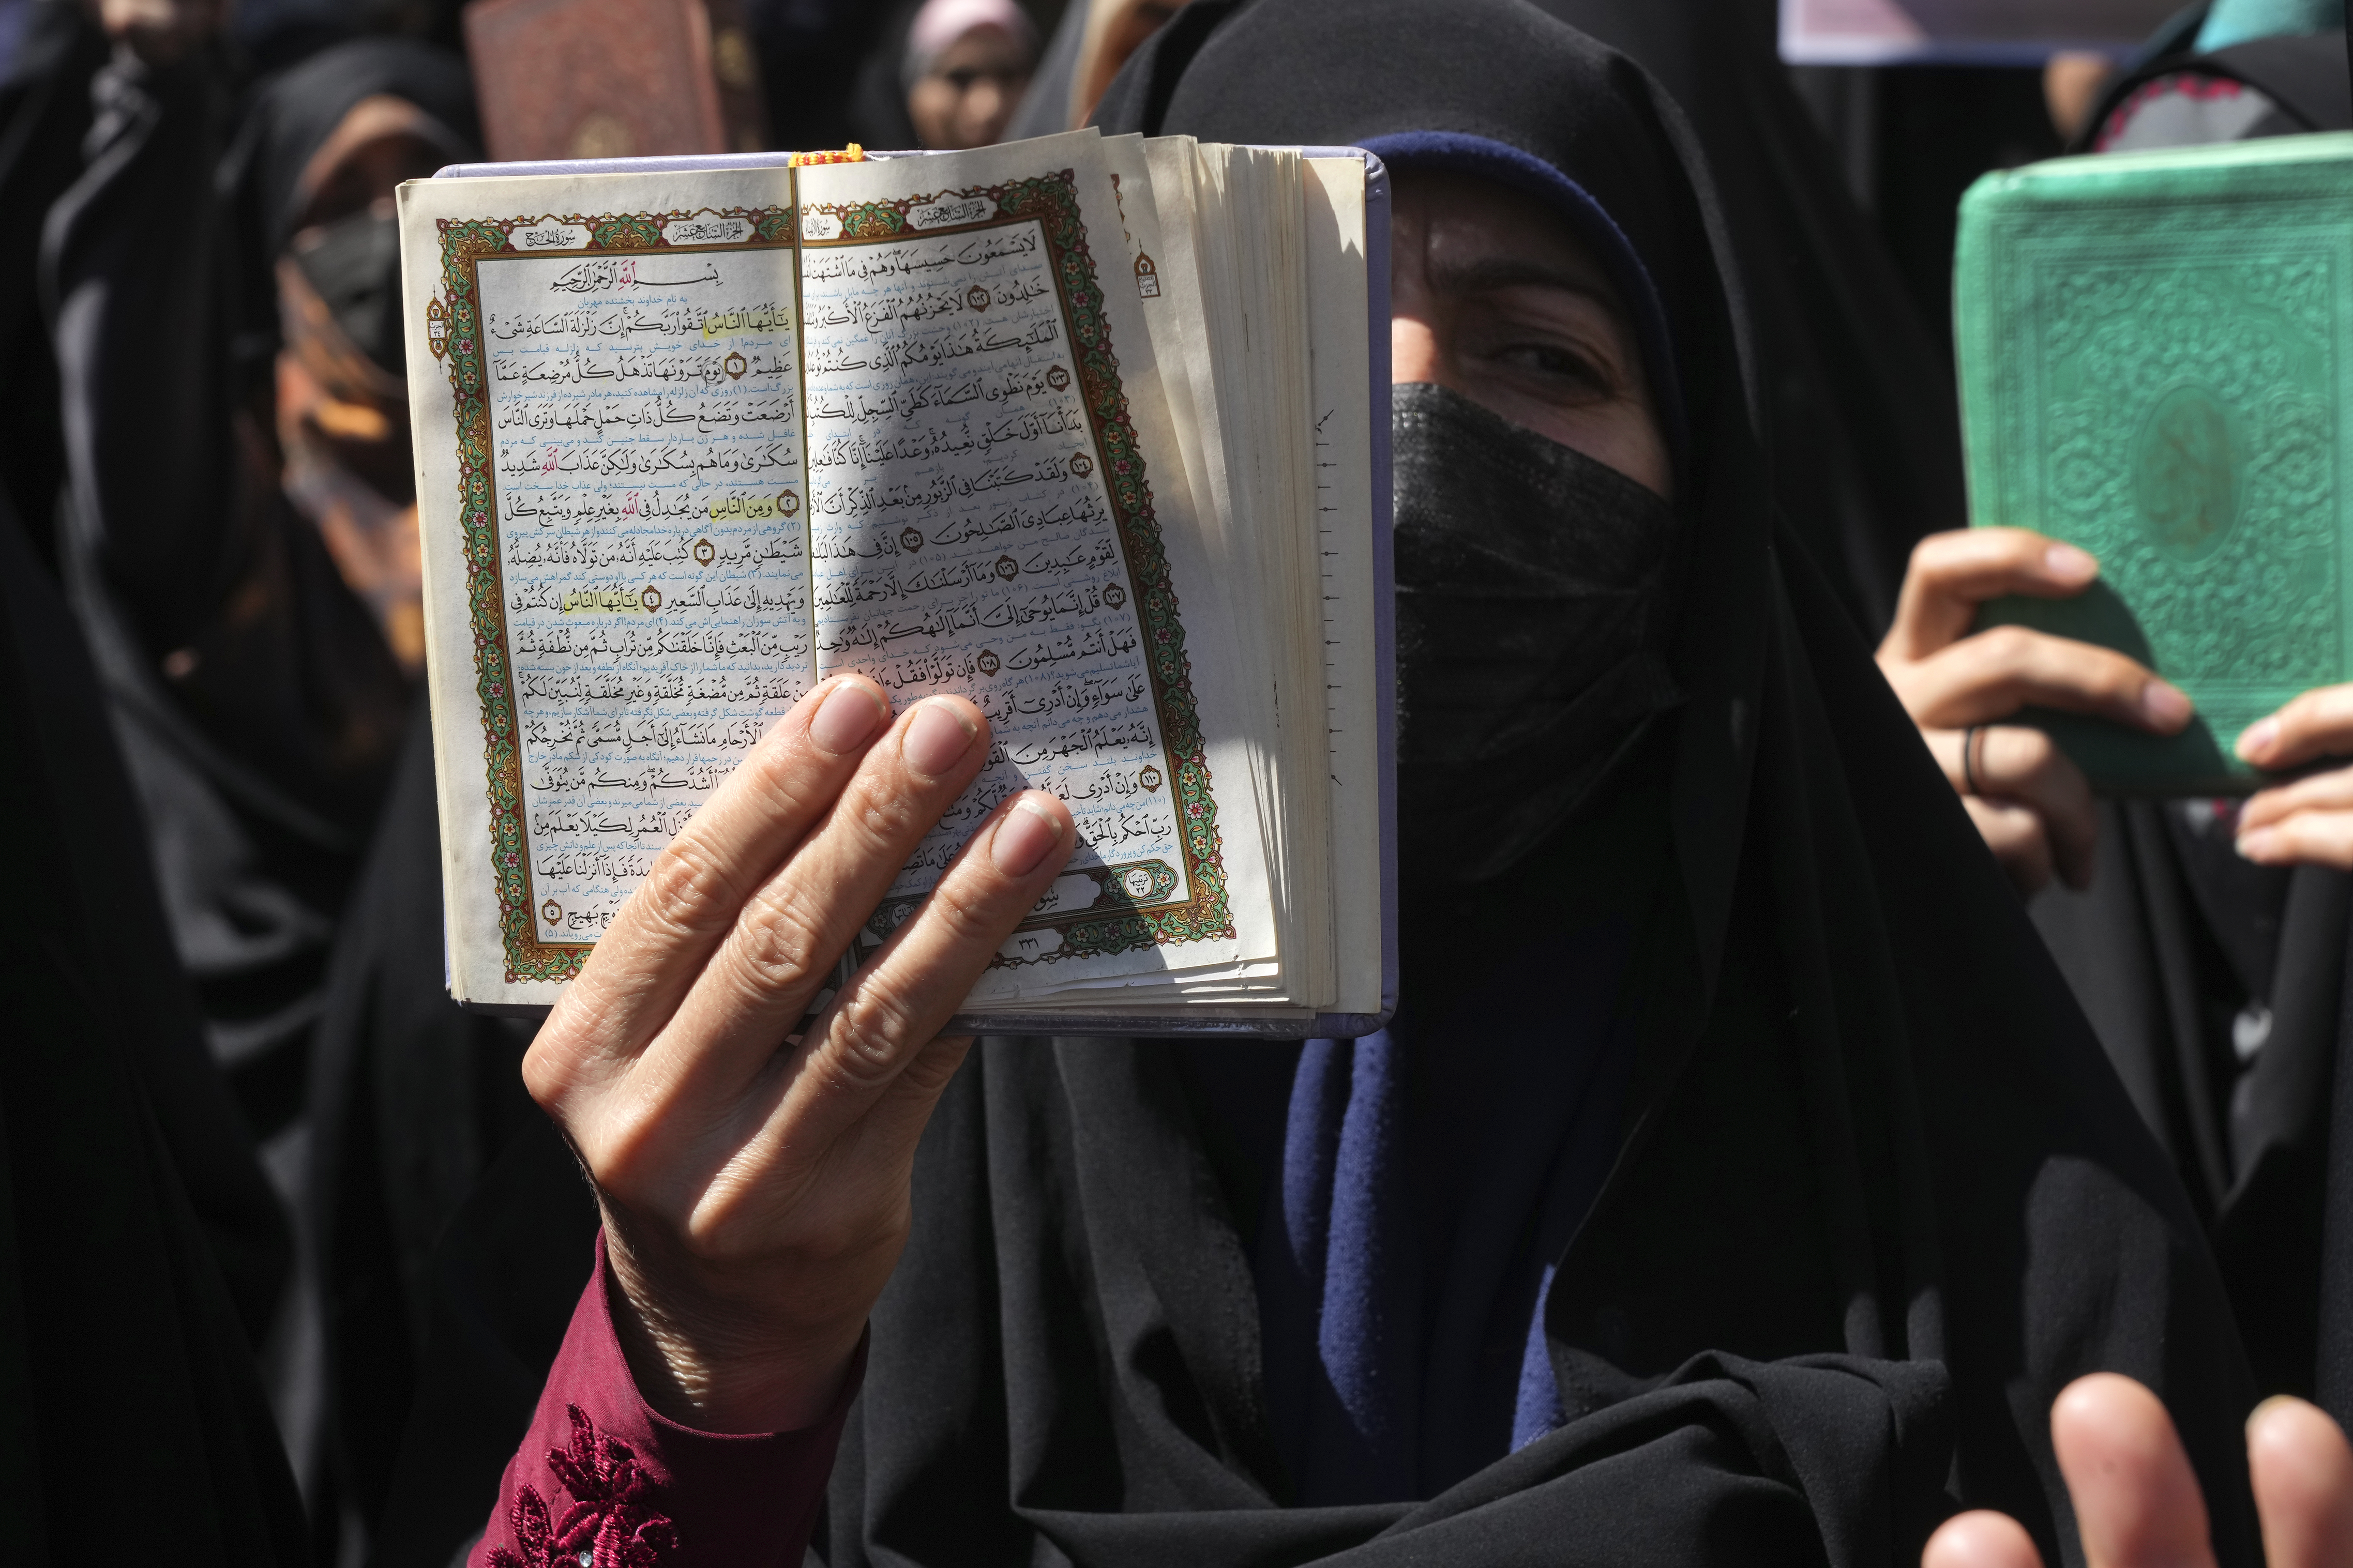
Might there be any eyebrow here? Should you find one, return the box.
[1421,254,1625,313]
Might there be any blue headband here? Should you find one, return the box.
[1358,131,1688,465]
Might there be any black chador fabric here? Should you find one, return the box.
[46,39,424,1148]
[2028,20,2353,1416]
[2034,807,2351,1405]
[306,702,544,1540]
[0,2,107,573]
[1521,0,1965,636]
[381,4,2258,1564]
[44,35,469,1536]
[0,489,308,1564]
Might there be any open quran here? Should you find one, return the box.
[397,130,1393,1033]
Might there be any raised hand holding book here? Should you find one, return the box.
[1955,133,2353,795]
[397,129,1392,1031]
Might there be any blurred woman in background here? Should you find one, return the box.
[1004,0,1182,138]
[36,7,474,1542]
[903,0,1038,149]
[852,0,1039,150]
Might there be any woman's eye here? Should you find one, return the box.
[1495,341,1611,393]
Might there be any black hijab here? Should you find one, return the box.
[231,35,477,261]
[220,36,477,378]
[378,5,2260,1564]
[1519,0,1966,635]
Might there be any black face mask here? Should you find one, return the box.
[1392,382,1683,886]
[292,205,405,374]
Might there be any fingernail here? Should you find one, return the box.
[808,680,886,755]
[2046,543,2098,581]
[2140,681,2193,729]
[2238,717,2279,762]
[901,699,978,778]
[2239,828,2278,862]
[2249,1394,2299,1433]
[990,796,1065,875]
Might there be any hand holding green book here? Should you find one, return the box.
[1956,132,2353,796]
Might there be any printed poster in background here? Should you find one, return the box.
[1780,0,2186,63]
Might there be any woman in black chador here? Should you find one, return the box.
[408,3,2273,1565]
[1876,1,2353,1418]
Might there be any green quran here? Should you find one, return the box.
[1956,132,2353,795]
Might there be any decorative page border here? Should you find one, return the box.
[433,173,1232,983]
[805,172,1235,963]
[432,206,794,984]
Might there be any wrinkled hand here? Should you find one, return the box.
[1878,528,2192,894]
[524,677,1075,1433]
[2234,688,2353,869]
[1923,1375,2353,1568]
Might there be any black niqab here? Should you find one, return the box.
[1391,384,1683,884]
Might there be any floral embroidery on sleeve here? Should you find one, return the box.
[489,1405,680,1568]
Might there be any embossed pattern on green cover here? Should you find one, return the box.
[1956,133,2353,794]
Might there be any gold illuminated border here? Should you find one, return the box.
[433,174,1232,985]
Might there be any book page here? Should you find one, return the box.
[1170,145,1329,1004]
[795,132,1273,1000]
[1034,134,1288,1002]
[399,168,810,1002]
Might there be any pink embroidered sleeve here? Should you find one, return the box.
[472,1237,860,1568]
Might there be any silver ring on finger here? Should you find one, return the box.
[1963,724,1985,797]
